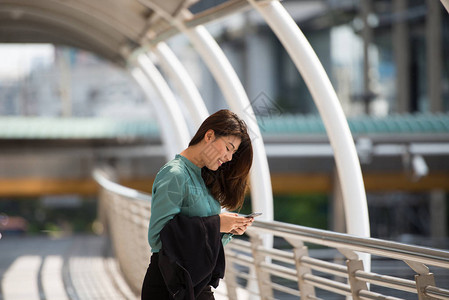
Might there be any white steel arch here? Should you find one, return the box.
[132,54,190,161]
[130,68,177,161]
[180,25,274,223]
[248,0,370,270]
[132,1,373,245]
[247,0,369,238]
[152,42,209,130]
[137,1,274,225]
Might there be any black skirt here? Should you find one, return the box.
[141,253,215,300]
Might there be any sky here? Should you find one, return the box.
[0,44,54,80]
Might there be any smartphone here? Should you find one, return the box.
[244,212,262,218]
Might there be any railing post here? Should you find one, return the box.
[415,273,436,300]
[249,232,273,300]
[405,261,437,300]
[286,238,316,299]
[339,248,368,300]
[346,260,368,300]
[223,256,238,300]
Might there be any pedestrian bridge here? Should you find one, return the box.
[1,0,449,299]
[2,170,448,300]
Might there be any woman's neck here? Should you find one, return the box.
[180,145,205,168]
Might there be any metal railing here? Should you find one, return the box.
[93,169,152,296]
[93,168,449,299]
[227,222,449,300]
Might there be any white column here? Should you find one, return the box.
[153,42,209,130]
[248,1,370,239]
[181,25,274,223]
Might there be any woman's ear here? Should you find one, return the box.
[205,129,215,143]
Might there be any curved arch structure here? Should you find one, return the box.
[0,0,385,259]
[153,42,209,130]
[133,54,191,160]
[135,0,275,225]
[0,0,145,62]
[179,25,275,223]
[249,0,369,238]
[130,68,183,161]
[248,0,371,270]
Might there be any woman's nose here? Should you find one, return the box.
[226,152,233,162]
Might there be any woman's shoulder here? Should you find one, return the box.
[156,156,188,180]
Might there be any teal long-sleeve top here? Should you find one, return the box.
[148,154,233,253]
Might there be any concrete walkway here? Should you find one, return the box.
[0,235,137,300]
[0,234,236,300]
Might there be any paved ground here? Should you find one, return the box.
[0,234,137,300]
[0,234,233,300]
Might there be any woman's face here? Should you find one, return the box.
[202,132,241,171]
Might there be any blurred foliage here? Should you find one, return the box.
[274,194,328,229]
[239,193,329,229]
[0,196,97,236]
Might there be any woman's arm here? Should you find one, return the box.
[148,167,186,251]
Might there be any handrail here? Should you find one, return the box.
[92,168,152,202]
[250,220,449,268]
[93,168,152,296]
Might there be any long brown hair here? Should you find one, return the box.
[189,109,253,211]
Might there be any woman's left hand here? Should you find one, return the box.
[229,218,254,235]
[219,213,254,235]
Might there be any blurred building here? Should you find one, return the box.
[186,0,448,116]
[0,46,150,118]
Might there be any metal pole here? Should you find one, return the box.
[153,42,209,130]
[361,0,373,114]
[130,68,179,161]
[427,0,442,113]
[131,54,191,160]
[248,0,370,243]
[393,0,410,113]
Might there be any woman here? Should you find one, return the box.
[141,109,254,299]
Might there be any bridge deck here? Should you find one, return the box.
[0,235,233,300]
[0,235,135,300]
[3,235,447,299]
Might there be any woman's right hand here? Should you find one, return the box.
[219,213,253,235]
